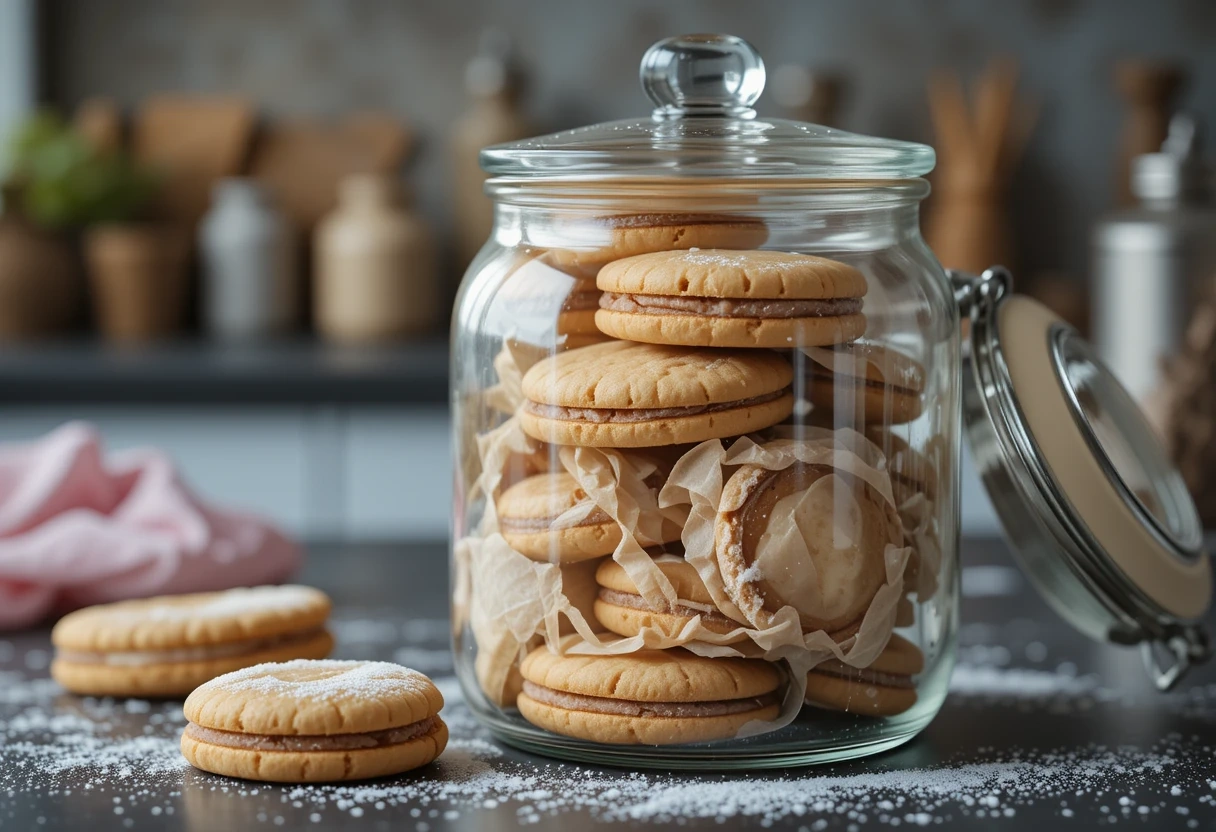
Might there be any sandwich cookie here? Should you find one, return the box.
[715,463,902,634]
[865,428,939,507]
[519,340,794,447]
[804,633,923,717]
[595,249,868,349]
[51,586,334,698]
[593,554,745,641]
[545,213,768,274]
[496,471,682,562]
[181,660,447,782]
[517,645,783,745]
[804,343,926,426]
[560,557,609,635]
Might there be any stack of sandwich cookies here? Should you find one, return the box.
[544,214,768,274]
[805,343,926,426]
[804,634,923,717]
[517,645,783,745]
[715,463,901,635]
[594,554,745,641]
[181,660,447,782]
[496,470,681,561]
[51,586,333,698]
[519,340,794,447]
[595,250,868,348]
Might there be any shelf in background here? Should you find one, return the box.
[0,337,449,405]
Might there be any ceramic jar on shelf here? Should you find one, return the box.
[314,173,437,343]
[199,178,298,340]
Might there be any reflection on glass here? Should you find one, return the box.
[1053,327,1202,556]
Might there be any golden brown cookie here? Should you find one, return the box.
[517,644,782,745]
[519,340,794,447]
[715,463,902,634]
[865,428,940,506]
[593,555,745,641]
[804,633,923,717]
[596,250,867,348]
[543,214,768,274]
[804,342,926,426]
[181,660,447,782]
[51,586,334,698]
[496,471,681,562]
[560,556,610,636]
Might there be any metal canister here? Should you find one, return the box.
[1093,114,1216,407]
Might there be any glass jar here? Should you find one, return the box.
[450,34,1211,769]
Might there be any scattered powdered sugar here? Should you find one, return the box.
[139,585,324,620]
[191,659,435,702]
[5,615,1216,827]
[737,563,764,584]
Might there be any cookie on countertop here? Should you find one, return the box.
[181,659,447,782]
[51,586,334,698]
[519,340,794,447]
[715,463,901,634]
[803,633,923,717]
[517,643,783,745]
[496,471,682,562]
[595,250,867,348]
[543,214,768,274]
[805,342,926,426]
[593,553,745,641]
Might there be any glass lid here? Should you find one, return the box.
[957,267,1212,691]
[481,33,936,179]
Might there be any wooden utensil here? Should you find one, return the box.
[132,95,256,228]
[250,114,412,232]
[923,59,1037,275]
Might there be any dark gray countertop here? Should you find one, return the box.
[0,338,449,405]
[3,538,1216,831]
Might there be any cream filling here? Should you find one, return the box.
[563,290,603,312]
[810,660,915,689]
[56,628,326,667]
[807,366,919,397]
[601,292,862,320]
[597,588,736,628]
[521,680,779,719]
[183,716,440,752]
[500,507,613,533]
[523,389,788,424]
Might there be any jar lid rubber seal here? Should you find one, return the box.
[957,267,1212,691]
[481,34,935,180]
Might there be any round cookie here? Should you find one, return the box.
[560,556,610,636]
[496,471,681,562]
[804,342,926,426]
[543,214,769,274]
[51,586,334,698]
[517,645,783,745]
[865,427,940,506]
[804,634,923,717]
[519,340,794,447]
[594,555,745,641]
[181,660,447,782]
[715,463,902,634]
[596,249,868,349]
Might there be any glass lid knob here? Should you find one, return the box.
[640,34,766,119]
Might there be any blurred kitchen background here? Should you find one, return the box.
[1,0,1214,544]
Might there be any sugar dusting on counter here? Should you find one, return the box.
[3,653,1216,828]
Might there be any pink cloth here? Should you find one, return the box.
[0,422,302,630]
